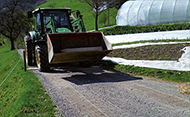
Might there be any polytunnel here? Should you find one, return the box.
[116,0,190,26]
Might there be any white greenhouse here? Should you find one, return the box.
[116,0,190,26]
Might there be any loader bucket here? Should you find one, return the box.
[46,32,112,64]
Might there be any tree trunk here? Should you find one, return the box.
[95,11,98,31]
[108,7,109,26]
[10,39,15,50]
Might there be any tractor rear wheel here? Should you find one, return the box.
[24,36,33,66]
[35,44,50,72]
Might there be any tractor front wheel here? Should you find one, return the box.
[35,44,50,72]
[24,36,33,66]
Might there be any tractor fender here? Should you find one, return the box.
[29,31,37,43]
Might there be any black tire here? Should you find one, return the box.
[35,44,50,72]
[24,36,33,66]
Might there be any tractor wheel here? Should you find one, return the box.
[24,36,33,66]
[35,44,50,72]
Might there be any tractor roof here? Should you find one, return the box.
[32,8,71,14]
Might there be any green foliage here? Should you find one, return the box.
[0,42,57,116]
[37,0,118,31]
[100,22,190,35]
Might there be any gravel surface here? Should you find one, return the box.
[18,47,189,117]
[31,65,189,117]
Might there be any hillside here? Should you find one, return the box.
[27,0,50,7]
[0,0,49,8]
[37,0,118,31]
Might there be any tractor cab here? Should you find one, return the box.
[29,8,74,34]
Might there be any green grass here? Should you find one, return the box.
[0,42,58,116]
[37,0,118,31]
[98,61,190,83]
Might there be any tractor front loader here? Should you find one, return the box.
[24,8,112,72]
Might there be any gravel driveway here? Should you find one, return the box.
[31,64,189,117]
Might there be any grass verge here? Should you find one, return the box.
[97,60,190,83]
[0,42,59,116]
[112,39,190,47]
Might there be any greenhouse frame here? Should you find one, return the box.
[116,0,190,26]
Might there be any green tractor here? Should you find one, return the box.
[24,8,112,71]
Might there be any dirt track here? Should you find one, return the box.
[31,64,189,117]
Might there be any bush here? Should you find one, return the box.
[100,22,190,35]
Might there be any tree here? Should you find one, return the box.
[114,0,128,9]
[0,0,33,50]
[82,0,117,30]
[82,0,109,31]
[106,0,116,26]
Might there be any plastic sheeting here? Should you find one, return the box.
[116,0,190,26]
[103,30,190,71]
[105,30,190,44]
[103,56,190,71]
